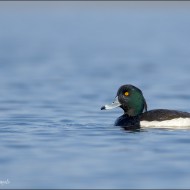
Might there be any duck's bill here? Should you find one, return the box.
[101,96,121,110]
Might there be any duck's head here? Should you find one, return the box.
[101,84,147,116]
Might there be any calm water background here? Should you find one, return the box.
[1,2,190,188]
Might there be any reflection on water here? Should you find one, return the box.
[0,2,190,189]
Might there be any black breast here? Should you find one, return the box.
[140,109,190,121]
[114,114,140,130]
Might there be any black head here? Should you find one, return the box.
[101,84,147,116]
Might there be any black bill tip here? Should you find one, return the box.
[101,106,105,110]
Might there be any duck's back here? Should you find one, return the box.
[141,109,190,121]
[140,109,190,128]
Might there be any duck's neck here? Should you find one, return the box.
[124,105,143,117]
[123,96,147,117]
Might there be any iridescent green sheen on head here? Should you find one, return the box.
[117,85,147,116]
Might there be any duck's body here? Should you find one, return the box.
[115,109,190,129]
[101,85,190,129]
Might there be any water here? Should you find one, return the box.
[1,2,190,188]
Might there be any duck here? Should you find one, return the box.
[101,84,190,129]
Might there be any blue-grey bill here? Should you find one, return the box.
[101,96,121,110]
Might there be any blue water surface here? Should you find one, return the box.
[1,2,190,188]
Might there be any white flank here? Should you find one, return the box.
[140,118,190,129]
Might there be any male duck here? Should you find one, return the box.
[101,84,190,129]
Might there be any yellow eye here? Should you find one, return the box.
[124,91,129,96]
